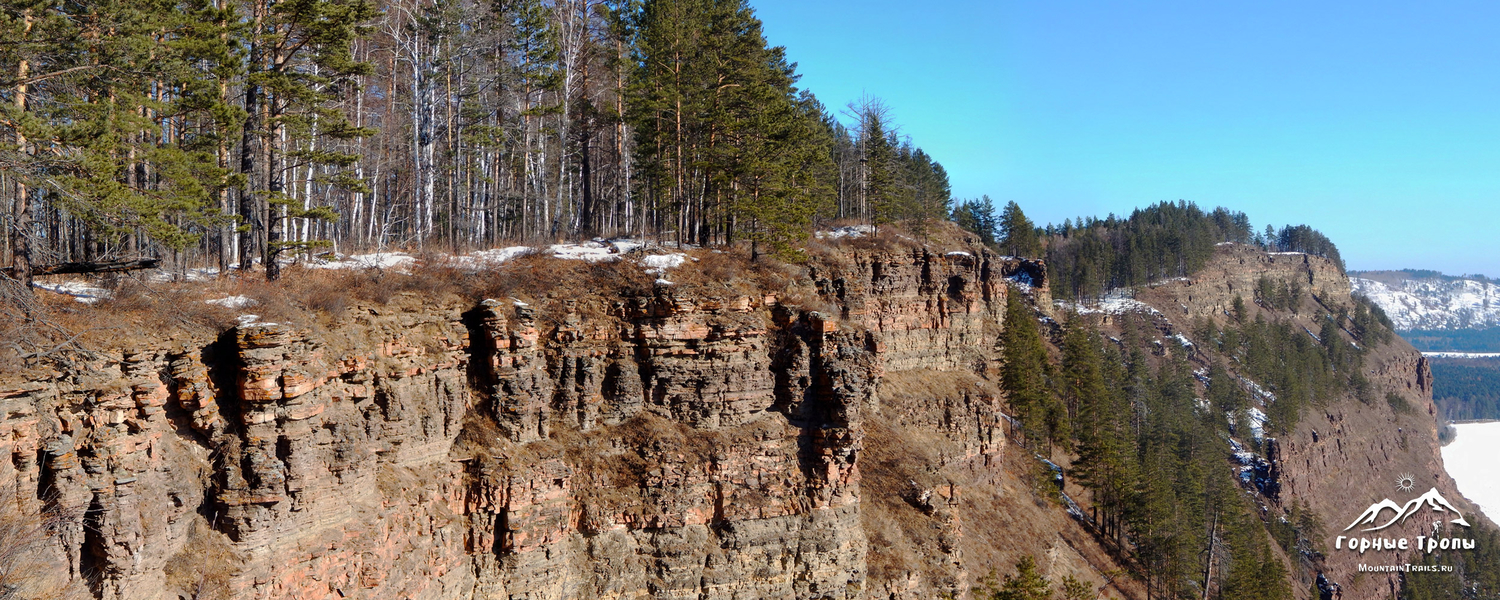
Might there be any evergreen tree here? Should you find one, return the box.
[244,0,377,280]
[629,0,834,252]
[1003,289,1064,451]
[952,195,998,246]
[862,110,898,226]
[981,555,1052,600]
[999,200,1040,258]
[1065,315,1136,540]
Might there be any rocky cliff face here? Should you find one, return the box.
[1135,245,1484,599]
[0,244,1130,600]
[0,240,1463,600]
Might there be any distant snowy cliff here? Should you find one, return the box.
[1352,272,1500,330]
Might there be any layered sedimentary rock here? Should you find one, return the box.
[0,245,1086,600]
[1139,248,1481,599]
[0,240,1461,600]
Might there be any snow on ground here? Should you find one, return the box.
[312,240,672,274]
[1241,377,1277,404]
[235,314,278,327]
[1170,333,1194,348]
[147,268,220,283]
[815,225,874,240]
[31,281,110,304]
[1442,421,1500,522]
[206,296,256,309]
[459,246,534,267]
[312,252,417,270]
[1009,271,1037,288]
[1352,276,1500,331]
[642,253,688,275]
[1423,352,1500,359]
[548,242,619,262]
[1055,290,1165,317]
[1148,277,1192,286]
[1244,407,1268,441]
[945,251,972,258]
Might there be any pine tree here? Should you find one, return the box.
[1002,289,1063,450]
[981,555,1052,600]
[999,200,1040,258]
[248,0,377,280]
[862,110,898,227]
[1065,315,1136,540]
[629,0,832,251]
[952,195,998,246]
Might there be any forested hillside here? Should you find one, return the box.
[0,0,950,283]
[1428,357,1500,421]
[950,198,1345,301]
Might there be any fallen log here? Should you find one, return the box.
[1,257,161,278]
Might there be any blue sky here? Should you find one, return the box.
[753,0,1500,276]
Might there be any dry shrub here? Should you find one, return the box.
[163,517,241,600]
[0,492,88,599]
[0,275,70,378]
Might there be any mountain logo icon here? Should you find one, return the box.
[1344,487,1471,532]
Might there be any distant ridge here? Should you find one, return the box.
[1351,270,1500,331]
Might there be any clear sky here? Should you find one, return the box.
[752,0,1500,276]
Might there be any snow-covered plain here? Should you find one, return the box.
[1422,352,1500,359]
[1352,276,1500,330]
[1441,421,1500,523]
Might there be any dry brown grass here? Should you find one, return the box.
[163,517,242,600]
[0,492,89,600]
[3,224,979,379]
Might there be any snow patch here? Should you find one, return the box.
[549,242,618,262]
[32,281,109,304]
[815,225,874,240]
[1008,271,1037,289]
[313,252,416,270]
[235,314,278,327]
[462,246,534,267]
[642,253,688,275]
[1055,290,1165,317]
[610,240,645,254]
[206,296,257,309]
[1245,407,1269,441]
[1241,377,1277,404]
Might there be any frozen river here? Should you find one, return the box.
[1441,421,1500,523]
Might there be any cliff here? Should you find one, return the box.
[0,237,1135,600]
[1132,244,1484,599]
[0,236,1469,600]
